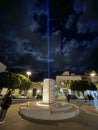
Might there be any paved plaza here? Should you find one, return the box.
[0,99,98,130]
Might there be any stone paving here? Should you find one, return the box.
[66,98,98,115]
[0,100,98,130]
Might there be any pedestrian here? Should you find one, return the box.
[66,94,70,102]
[0,90,12,124]
[87,94,94,105]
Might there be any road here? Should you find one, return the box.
[0,99,98,130]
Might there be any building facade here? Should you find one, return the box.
[56,71,82,87]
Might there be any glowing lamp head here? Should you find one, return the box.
[26,71,31,78]
[90,71,96,77]
[26,71,31,75]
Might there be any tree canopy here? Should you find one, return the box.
[70,80,97,92]
[0,71,31,90]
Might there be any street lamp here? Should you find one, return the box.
[26,71,31,78]
[90,71,96,77]
[90,70,97,84]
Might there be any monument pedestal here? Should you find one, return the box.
[19,78,79,121]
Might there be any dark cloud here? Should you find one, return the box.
[0,0,98,81]
[74,0,98,32]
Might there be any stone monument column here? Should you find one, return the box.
[43,78,55,104]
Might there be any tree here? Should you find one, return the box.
[70,80,97,97]
[10,73,31,93]
[65,80,71,89]
[0,72,12,89]
[0,72,31,91]
[61,80,71,90]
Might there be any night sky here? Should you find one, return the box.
[0,0,98,81]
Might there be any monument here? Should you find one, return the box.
[37,78,55,106]
[43,78,55,104]
[19,78,79,121]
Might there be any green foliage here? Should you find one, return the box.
[18,74,31,90]
[0,72,12,89]
[0,72,31,90]
[96,83,98,89]
[70,80,97,92]
[62,80,71,89]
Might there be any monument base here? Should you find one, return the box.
[19,101,79,121]
[19,78,79,121]
[36,101,55,107]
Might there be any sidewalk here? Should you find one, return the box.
[0,103,98,130]
[80,106,98,115]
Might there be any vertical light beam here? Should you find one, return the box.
[47,0,50,78]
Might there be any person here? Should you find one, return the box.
[66,94,71,102]
[87,94,94,105]
[0,90,12,124]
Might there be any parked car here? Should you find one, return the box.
[19,94,29,99]
[11,95,18,99]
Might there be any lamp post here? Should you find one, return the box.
[90,71,96,83]
[90,71,96,77]
[26,71,31,79]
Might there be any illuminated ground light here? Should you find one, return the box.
[36,101,50,107]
